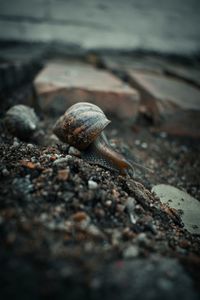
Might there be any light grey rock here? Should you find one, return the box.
[152,184,200,234]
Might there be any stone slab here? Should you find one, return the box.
[152,184,200,235]
[34,61,140,118]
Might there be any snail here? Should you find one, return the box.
[53,102,152,175]
[4,104,39,140]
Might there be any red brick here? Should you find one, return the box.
[128,71,200,137]
[130,71,200,110]
[165,64,200,88]
[34,61,139,119]
[152,111,200,138]
[101,54,164,74]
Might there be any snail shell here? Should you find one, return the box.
[4,104,39,140]
[53,102,110,150]
[53,102,153,175]
[53,102,133,174]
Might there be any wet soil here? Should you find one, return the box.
[0,110,200,299]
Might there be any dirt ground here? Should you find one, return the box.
[0,91,200,299]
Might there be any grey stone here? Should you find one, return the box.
[152,184,200,234]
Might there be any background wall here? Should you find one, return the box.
[0,0,200,55]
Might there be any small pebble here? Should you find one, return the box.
[126,197,136,213]
[160,132,167,138]
[88,180,98,190]
[53,156,72,165]
[137,233,147,243]
[57,169,69,181]
[13,140,20,147]
[68,146,81,157]
[123,245,139,258]
[72,211,88,222]
[135,140,140,146]
[105,200,112,207]
[87,224,103,237]
[27,143,34,149]
[116,204,125,213]
[2,168,10,176]
[141,142,148,149]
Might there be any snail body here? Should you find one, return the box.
[81,132,132,174]
[53,102,132,175]
[4,104,39,140]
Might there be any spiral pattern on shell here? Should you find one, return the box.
[4,104,39,140]
[53,102,110,150]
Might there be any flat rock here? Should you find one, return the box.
[152,184,200,234]
[34,61,139,119]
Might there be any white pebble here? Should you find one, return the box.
[141,142,148,149]
[123,245,139,258]
[88,180,98,190]
[160,132,167,138]
[2,168,10,176]
[53,156,72,165]
[135,140,140,146]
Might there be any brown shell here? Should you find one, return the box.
[53,102,110,150]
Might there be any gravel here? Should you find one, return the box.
[0,109,200,299]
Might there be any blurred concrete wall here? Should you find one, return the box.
[0,0,200,55]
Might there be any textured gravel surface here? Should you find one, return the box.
[0,113,200,299]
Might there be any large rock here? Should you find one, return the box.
[152,184,200,235]
[34,61,140,119]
